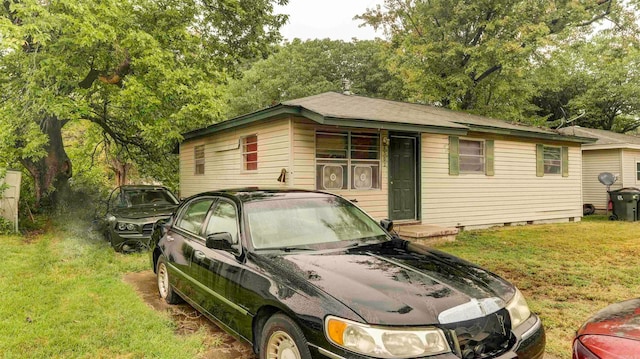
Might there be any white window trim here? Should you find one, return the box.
[241,134,258,172]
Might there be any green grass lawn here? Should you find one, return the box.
[433,215,640,359]
[0,229,208,358]
[2,215,638,358]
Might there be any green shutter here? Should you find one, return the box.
[562,146,569,177]
[485,140,494,176]
[536,144,544,177]
[449,136,459,176]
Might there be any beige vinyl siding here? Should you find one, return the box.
[180,118,292,197]
[422,134,583,228]
[292,118,389,220]
[581,149,622,210]
[621,149,640,189]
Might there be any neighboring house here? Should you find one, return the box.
[0,169,22,233]
[558,126,640,211]
[180,92,593,229]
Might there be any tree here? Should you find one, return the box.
[357,0,622,121]
[224,38,405,117]
[568,34,640,132]
[0,0,287,209]
[531,30,640,132]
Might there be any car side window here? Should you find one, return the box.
[176,198,214,235]
[204,200,239,244]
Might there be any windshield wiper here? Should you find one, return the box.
[279,246,315,252]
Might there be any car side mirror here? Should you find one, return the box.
[206,232,234,251]
[380,219,394,232]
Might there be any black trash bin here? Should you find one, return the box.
[608,187,640,221]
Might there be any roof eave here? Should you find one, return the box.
[182,105,470,142]
[182,105,301,141]
[465,124,596,144]
[583,143,640,151]
[319,115,467,135]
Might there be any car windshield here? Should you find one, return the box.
[245,196,388,250]
[121,189,178,207]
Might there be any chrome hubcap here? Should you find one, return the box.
[157,263,169,299]
[267,331,300,359]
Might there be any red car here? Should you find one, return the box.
[573,298,640,359]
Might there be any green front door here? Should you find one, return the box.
[389,135,418,221]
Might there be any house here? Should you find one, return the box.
[558,126,640,211]
[180,92,593,229]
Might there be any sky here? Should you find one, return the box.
[274,0,385,41]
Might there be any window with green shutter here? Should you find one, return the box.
[449,136,494,176]
[536,145,568,177]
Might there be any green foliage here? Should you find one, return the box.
[0,217,13,234]
[357,0,629,122]
[225,38,406,117]
[0,0,288,203]
[568,34,640,132]
[532,31,640,132]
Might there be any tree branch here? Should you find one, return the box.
[579,0,612,27]
[474,64,502,84]
[79,68,100,89]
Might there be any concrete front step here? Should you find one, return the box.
[396,224,459,246]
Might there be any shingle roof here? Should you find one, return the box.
[282,92,467,130]
[283,92,558,135]
[558,126,640,147]
[183,92,593,143]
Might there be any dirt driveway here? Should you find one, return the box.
[124,271,559,359]
[123,271,256,359]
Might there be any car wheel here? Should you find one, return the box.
[156,257,181,304]
[260,313,312,359]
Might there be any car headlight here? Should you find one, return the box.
[116,222,137,232]
[325,316,450,358]
[506,288,531,329]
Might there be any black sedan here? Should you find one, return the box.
[99,185,179,252]
[150,189,545,359]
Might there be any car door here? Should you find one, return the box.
[164,197,215,301]
[192,197,249,334]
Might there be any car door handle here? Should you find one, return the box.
[166,235,174,242]
[194,250,206,261]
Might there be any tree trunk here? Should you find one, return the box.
[110,157,132,187]
[20,116,72,210]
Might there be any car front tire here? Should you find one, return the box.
[156,257,181,304]
[260,313,312,359]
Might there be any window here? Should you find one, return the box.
[459,139,485,173]
[315,131,380,190]
[176,198,214,234]
[194,145,205,175]
[637,162,640,181]
[204,200,239,244]
[536,144,568,177]
[448,136,494,176]
[242,135,258,171]
[543,146,561,174]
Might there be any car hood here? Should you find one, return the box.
[578,298,640,340]
[111,204,177,219]
[260,241,515,326]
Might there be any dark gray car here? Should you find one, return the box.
[100,185,179,252]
